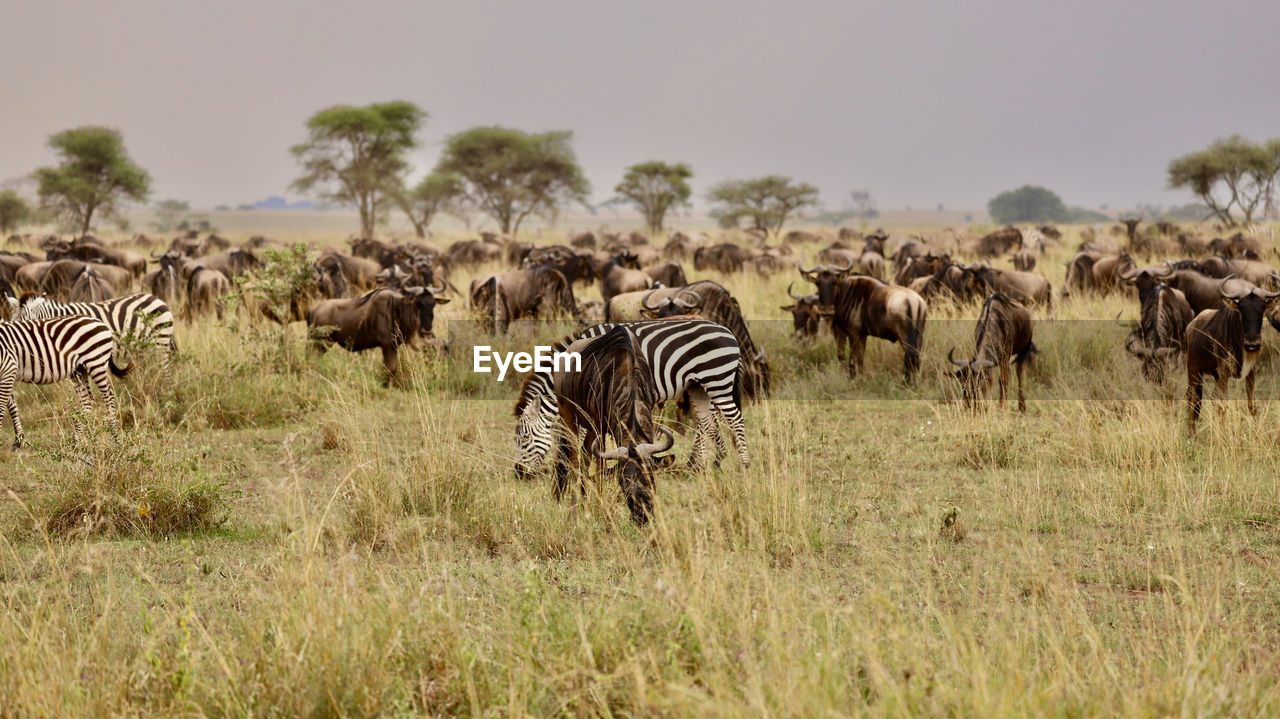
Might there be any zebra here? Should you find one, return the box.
[514,317,749,477]
[6,292,176,357]
[0,316,131,448]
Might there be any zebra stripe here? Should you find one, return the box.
[515,317,749,473]
[0,316,126,448]
[9,293,176,356]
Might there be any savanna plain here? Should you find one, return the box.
[3,216,1280,717]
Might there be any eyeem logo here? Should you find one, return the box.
[473,345,582,381]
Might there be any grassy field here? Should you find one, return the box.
[3,219,1280,716]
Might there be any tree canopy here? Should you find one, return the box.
[1167,135,1280,225]
[395,172,467,238]
[33,126,151,236]
[613,161,692,233]
[291,101,425,238]
[0,191,32,234]
[986,185,1070,224]
[435,126,590,234]
[706,175,819,235]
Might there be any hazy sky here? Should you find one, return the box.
[3,0,1277,212]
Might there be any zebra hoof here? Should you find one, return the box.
[11,440,23,451]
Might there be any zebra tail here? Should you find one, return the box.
[110,352,133,378]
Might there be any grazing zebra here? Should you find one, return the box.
[6,292,176,356]
[514,317,749,477]
[0,316,131,448]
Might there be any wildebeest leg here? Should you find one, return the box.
[1214,376,1229,421]
[832,323,849,362]
[847,333,867,378]
[998,359,1010,409]
[1187,370,1203,435]
[553,433,572,502]
[1247,370,1258,416]
[381,345,399,387]
[1015,358,1026,413]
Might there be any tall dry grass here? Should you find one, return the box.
[1,221,1279,715]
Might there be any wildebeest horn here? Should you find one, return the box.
[427,280,446,294]
[1218,275,1249,301]
[1118,265,1138,281]
[596,444,630,461]
[633,426,675,458]
[835,257,854,274]
[947,347,967,367]
[641,289,664,310]
[786,282,806,301]
[673,289,702,309]
[798,263,817,278]
[403,286,426,297]
[971,359,995,371]
[1154,261,1176,278]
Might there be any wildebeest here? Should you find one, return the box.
[1198,256,1276,285]
[966,264,1052,308]
[1063,252,1132,298]
[1121,272,1194,383]
[470,267,580,334]
[798,259,854,307]
[693,243,753,273]
[781,283,822,337]
[948,293,1035,411]
[544,325,673,524]
[318,249,383,290]
[600,253,654,303]
[35,260,132,299]
[185,267,232,319]
[182,248,261,282]
[974,227,1023,257]
[46,239,146,279]
[894,253,950,287]
[521,245,596,287]
[641,260,687,288]
[307,286,449,386]
[143,250,184,303]
[830,275,928,382]
[1185,277,1280,434]
[1012,248,1036,272]
[69,266,114,303]
[1161,266,1258,315]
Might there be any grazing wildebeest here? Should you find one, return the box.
[307,285,449,386]
[966,264,1052,308]
[693,243,753,273]
[318,249,383,290]
[1012,248,1036,272]
[974,227,1023,257]
[69,266,114,303]
[1162,266,1258,315]
[1198,256,1276,286]
[521,245,596,287]
[830,275,928,382]
[1063,251,1131,298]
[600,253,654,303]
[185,267,232,319]
[1185,277,1280,434]
[894,253,950,287]
[641,260,687,288]
[541,326,673,524]
[470,267,580,334]
[948,293,1035,411]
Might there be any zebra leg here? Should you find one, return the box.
[0,366,20,449]
[88,364,120,430]
[712,396,750,468]
[71,371,95,440]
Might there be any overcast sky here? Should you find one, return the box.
[2,0,1277,212]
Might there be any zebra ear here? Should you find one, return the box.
[5,296,16,312]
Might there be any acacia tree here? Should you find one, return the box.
[33,126,151,236]
[0,191,32,234]
[1168,135,1280,226]
[706,175,819,235]
[291,101,425,238]
[435,126,590,234]
[394,172,467,238]
[613,161,692,233]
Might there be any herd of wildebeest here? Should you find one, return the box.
[0,218,1277,520]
